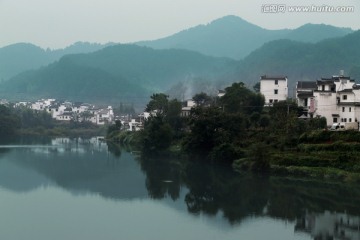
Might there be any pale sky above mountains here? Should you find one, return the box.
[0,0,359,49]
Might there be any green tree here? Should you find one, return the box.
[220,82,264,114]
[259,115,270,129]
[12,107,53,129]
[247,142,270,172]
[0,105,20,136]
[106,120,122,139]
[141,95,183,153]
[145,93,169,116]
[165,99,183,137]
[192,92,213,107]
[253,82,260,93]
[80,111,94,122]
[269,100,304,148]
[183,106,245,163]
[142,116,174,154]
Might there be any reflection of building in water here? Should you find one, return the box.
[295,210,360,240]
[46,137,109,154]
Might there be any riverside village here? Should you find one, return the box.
[1,70,359,131]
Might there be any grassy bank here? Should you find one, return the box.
[234,130,360,183]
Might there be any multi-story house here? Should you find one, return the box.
[260,75,288,106]
[313,75,355,125]
[298,73,359,127]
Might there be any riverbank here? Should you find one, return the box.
[108,129,360,183]
[233,130,360,183]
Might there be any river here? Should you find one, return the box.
[0,137,359,240]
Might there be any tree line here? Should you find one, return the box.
[107,82,326,167]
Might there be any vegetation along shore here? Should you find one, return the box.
[106,82,360,183]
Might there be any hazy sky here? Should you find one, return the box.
[1,0,359,49]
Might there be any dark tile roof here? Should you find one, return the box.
[353,84,360,90]
[338,89,353,93]
[317,79,335,84]
[297,92,314,98]
[296,81,317,89]
[260,75,287,80]
[320,76,355,82]
[337,102,360,106]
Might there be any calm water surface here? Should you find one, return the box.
[0,137,359,240]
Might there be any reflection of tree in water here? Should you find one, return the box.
[268,178,360,223]
[138,156,182,200]
[183,161,269,224]
[139,155,360,228]
[106,142,122,158]
[4,137,360,238]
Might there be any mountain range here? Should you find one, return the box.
[0,15,358,106]
[234,30,360,90]
[136,15,353,60]
[0,15,353,82]
[0,42,114,81]
[0,45,236,105]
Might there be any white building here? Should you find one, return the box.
[260,75,288,106]
[181,99,197,117]
[299,73,360,127]
[96,106,114,125]
[313,75,355,125]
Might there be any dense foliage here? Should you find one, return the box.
[134,82,332,173]
[0,105,104,137]
[141,94,184,154]
[0,105,20,136]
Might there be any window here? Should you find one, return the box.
[349,107,351,112]
[343,95,347,100]
[344,118,347,122]
[274,99,278,103]
[274,89,278,94]
[342,107,345,112]
[349,118,352,122]
[322,85,325,91]
[269,99,273,103]
[274,80,278,85]
[333,118,338,123]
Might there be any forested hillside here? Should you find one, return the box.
[0,44,236,105]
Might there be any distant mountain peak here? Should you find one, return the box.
[210,15,256,25]
[136,15,353,59]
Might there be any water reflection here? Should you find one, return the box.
[0,137,147,199]
[137,156,182,200]
[0,138,359,240]
[296,211,360,240]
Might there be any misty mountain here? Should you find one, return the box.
[0,44,236,104]
[231,30,360,90]
[0,42,114,81]
[136,15,353,60]
[2,30,359,106]
[285,23,354,43]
